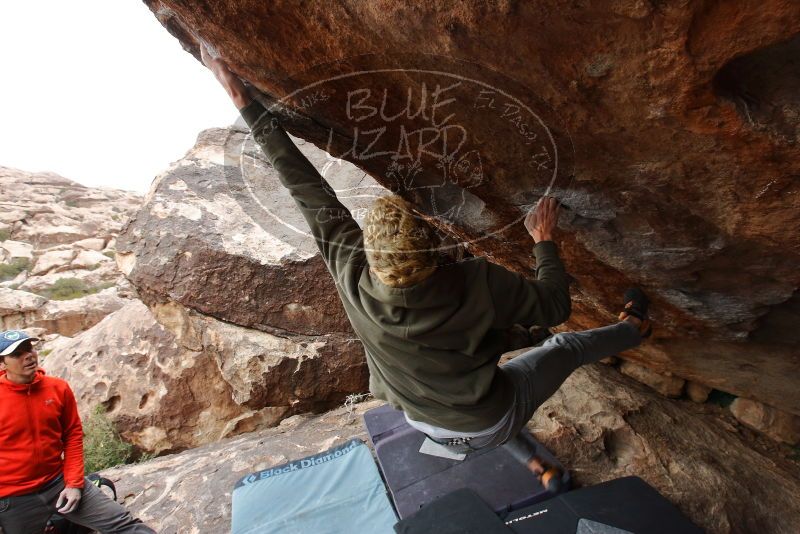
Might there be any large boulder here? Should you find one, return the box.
[43,299,368,454]
[149,300,367,412]
[117,126,382,337]
[43,301,278,454]
[103,364,800,534]
[528,364,800,534]
[108,126,376,446]
[143,1,800,415]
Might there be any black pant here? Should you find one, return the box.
[0,474,154,534]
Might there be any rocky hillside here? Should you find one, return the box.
[0,166,140,347]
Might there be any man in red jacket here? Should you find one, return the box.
[0,330,154,534]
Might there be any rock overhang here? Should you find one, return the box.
[140,0,800,413]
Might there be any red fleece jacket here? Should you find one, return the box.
[0,369,84,497]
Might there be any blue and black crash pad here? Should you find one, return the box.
[503,476,703,534]
[231,438,397,534]
[364,404,570,519]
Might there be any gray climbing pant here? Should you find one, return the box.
[438,321,643,463]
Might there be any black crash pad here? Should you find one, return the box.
[393,488,512,534]
[503,476,703,534]
[364,404,570,519]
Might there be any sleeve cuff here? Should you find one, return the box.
[533,240,558,259]
[239,99,270,129]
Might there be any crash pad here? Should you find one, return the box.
[503,476,703,533]
[231,438,397,534]
[364,404,570,519]
[393,488,512,534]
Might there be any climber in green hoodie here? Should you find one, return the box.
[201,47,651,476]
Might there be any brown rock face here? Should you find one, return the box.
[116,127,382,337]
[529,365,800,534]
[730,398,800,445]
[619,359,685,398]
[144,2,800,414]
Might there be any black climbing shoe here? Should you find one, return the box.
[620,287,653,338]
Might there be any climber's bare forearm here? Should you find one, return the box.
[200,45,253,109]
[225,84,253,110]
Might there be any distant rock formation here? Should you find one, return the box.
[0,166,141,346]
[0,166,139,250]
[1,286,126,337]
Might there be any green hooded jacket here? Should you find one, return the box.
[241,100,571,432]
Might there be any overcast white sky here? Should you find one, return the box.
[0,1,239,193]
